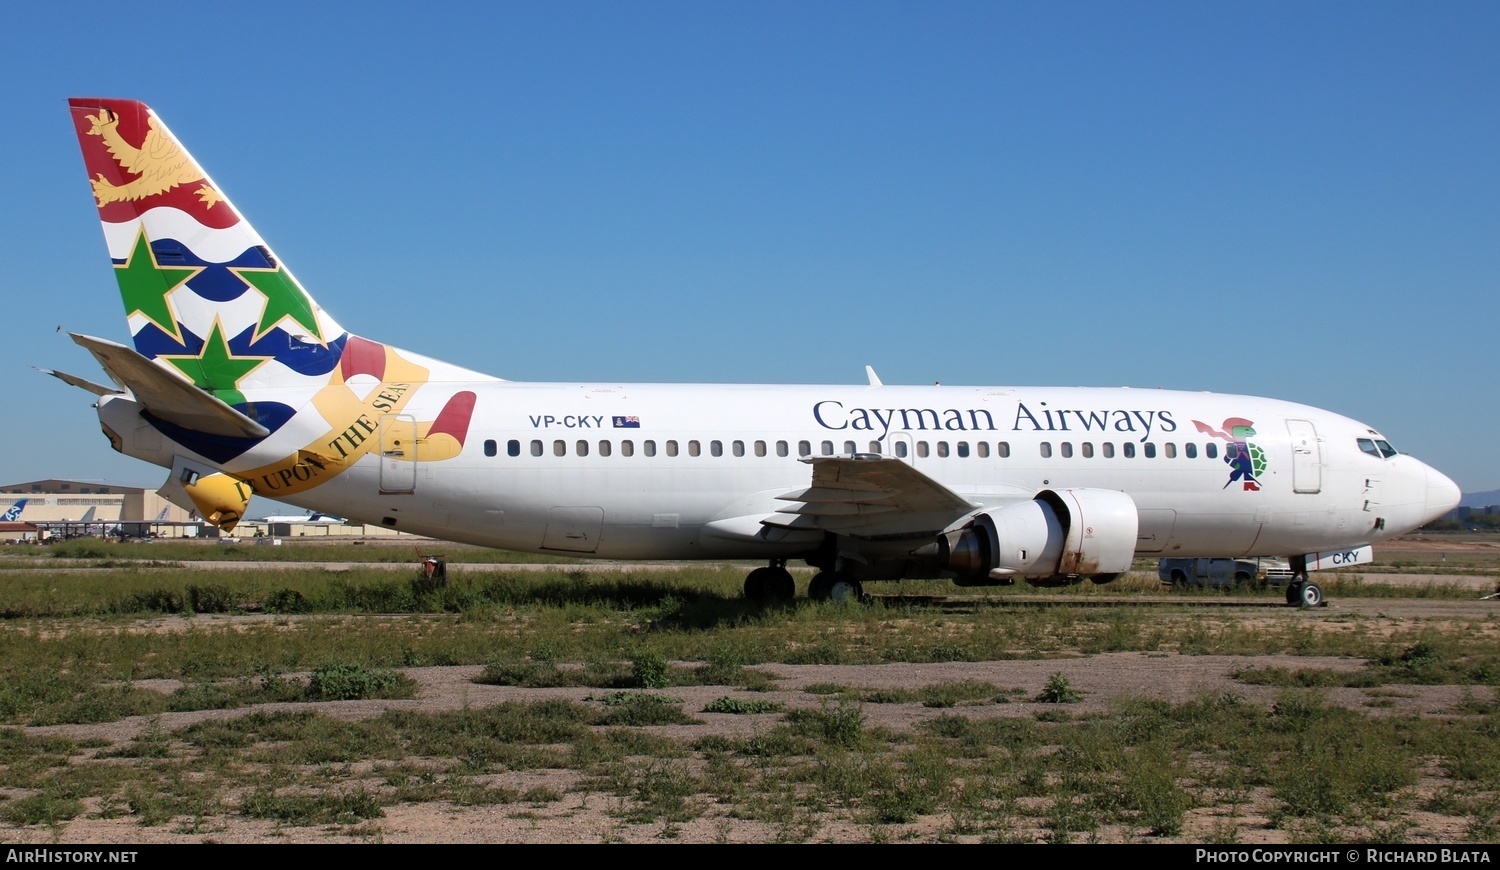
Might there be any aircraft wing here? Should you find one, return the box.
[765,455,978,536]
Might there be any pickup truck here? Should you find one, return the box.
[1159,557,1296,588]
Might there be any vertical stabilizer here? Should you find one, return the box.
[68,98,347,407]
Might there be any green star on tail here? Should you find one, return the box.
[233,264,324,343]
[114,228,199,344]
[161,320,269,408]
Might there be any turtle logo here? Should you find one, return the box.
[1193,417,1265,491]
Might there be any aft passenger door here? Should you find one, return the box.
[380,413,418,494]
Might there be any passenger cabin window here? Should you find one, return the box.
[1060,442,1073,459]
[976,442,989,458]
[576,440,589,457]
[936,441,950,458]
[1185,443,1197,459]
[844,441,856,454]
[531,440,543,457]
[1081,442,1094,458]
[917,441,930,458]
[821,441,834,456]
[553,440,566,457]
[483,439,497,457]
[621,440,634,456]
[1040,442,1052,458]
[894,441,908,458]
[997,442,1011,458]
[1103,442,1115,458]
[1123,443,1136,458]
[1144,443,1156,459]
[869,441,881,453]
[688,440,701,457]
[1164,443,1176,458]
[666,440,679,457]
[597,440,611,457]
[775,441,788,457]
[710,440,722,457]
[507,439,520,457]
[1206,443,1218,459]
[957,441,970,458]
[644,440,657,457]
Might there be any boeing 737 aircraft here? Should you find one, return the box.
[48,98,1461,606]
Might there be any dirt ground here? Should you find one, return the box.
[7,593,1495,844]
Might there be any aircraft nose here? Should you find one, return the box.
[1423,465,1462,525]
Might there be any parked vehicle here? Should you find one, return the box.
[1159,557,1295,588]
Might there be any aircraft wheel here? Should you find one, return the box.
[1286,581,1306,606]
[828,575,863,603]
[744,567,772,601]
[1297,582,1324,607]
[808,572,833,601]
[764,567,795,601]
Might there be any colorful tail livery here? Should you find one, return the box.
[62,98,484,529]
[1,500,28,522]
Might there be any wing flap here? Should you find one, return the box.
[763,455,977,535]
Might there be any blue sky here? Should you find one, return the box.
[1,1,1496,502]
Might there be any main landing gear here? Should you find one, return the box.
[807,571,863,603]
[744,561,795,602]
[742,561,865,603]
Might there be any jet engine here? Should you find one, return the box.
[933,488,1139,586]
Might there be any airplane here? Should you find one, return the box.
[255,512,345,525]
[0,499,29,522]
[46,98,1462,608]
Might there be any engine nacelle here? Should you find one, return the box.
[936,488,1139,586]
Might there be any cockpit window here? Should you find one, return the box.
[1358,438,1399,459]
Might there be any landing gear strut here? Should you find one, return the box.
[744,561,795,602]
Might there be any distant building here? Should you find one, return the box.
[0,479,191,524]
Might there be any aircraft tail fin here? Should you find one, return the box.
[67,98,348,407]
[1,499,28,522]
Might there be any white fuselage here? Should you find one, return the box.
[105,377,1459,566]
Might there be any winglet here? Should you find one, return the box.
[865,365,882,387]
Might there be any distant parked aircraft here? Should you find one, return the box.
[256,512,345,525]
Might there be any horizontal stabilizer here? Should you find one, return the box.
[34,366,118,397]
[69,333,270,439]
